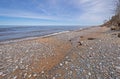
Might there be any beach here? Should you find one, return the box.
[0,26,120,79]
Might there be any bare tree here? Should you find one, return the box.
[116,0,120,19]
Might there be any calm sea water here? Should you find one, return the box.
[0,25,84,42]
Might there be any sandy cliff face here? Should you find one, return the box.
[103,14,120,30]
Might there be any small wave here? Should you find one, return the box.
[0,31,70,44]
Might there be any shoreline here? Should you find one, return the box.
[0,25,83,43]
[0,31,70,44]
[0,26,96,44]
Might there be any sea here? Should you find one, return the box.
[0,25,86,42]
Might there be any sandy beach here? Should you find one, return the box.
[0,26,120,79]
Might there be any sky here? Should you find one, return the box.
[0,0,115,26]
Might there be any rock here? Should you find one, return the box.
[80,36,83,38]
[65,56,69,59]
[69,71,73,75]
[13,76,17,79]
[118,33,120,38]
[0,49,2,52]
[117,57,120,59]
[111,26,116,30]
[69,40,71,42]
[0,72,3,75]
[60,63,63,66]
[111,25,120,30]
[25,50,29,53]
[90,47,93,50]
[78,42,82,46]
[58,74,61,76]
[28,74,32,78]
[53,77,56,79]
[33,74,37,77]
[112,33,117,35]
[41,71,44,74]
[65,61,68,64]
[0,51,2,54]
[65,67,68,70]
[87,38,96,40]
[115,66,120,70]
[24,73,27,78]
[88,72,91,76]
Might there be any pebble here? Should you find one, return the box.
[33,74,37,77]
[99,40,102,42]
[90,47,93,49]
[65,67,68,70]
[20,60,23,64]
[13,76,17,79]
[69,71,73,75]
[15,66,18,69]
[0,72,3,75]
[28,74,32,78]
[0,49,2,52]
[115,66,120,70]
[66,56,69,59]
[60,63,63,66]
[53,77,56,79]
[24,73,27,78]
[65,61,68,64]
[117,57,120,59]
[88,72,91,76]
[26,50,29,53]
[2,74,6,76]
[118,45,120,47]
[58,74,61,76]
[25,65,29,70]
[0,51,2,54]
[41,71,44,74]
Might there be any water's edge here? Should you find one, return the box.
[0,26,94,44]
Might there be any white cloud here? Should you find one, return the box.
[73,0,115,25]
[0,8,57,20]
[0,0,116,25]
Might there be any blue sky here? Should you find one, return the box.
[0,0,115,26]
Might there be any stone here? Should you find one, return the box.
[87,38,96,40]
[78,41,82,46]
[0,72,3,75]
[80,36,83,38]
[115,66,120,70]
[111,26,116,30]
[53,77,56,79]
[24,73,27,78]
[90,47,93,49]
[65,61,68,64]
[13,76,17,79]
[118,33,120,38]
[60,63,63,66]
[28,74,32,78]
[33,74,37,77]
[41,71,44,74]
[88,72,91,76]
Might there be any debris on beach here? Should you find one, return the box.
[118,33,120,38]
[87,38,96,40]
[78,41,82,46]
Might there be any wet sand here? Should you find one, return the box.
[0,26,120,79]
